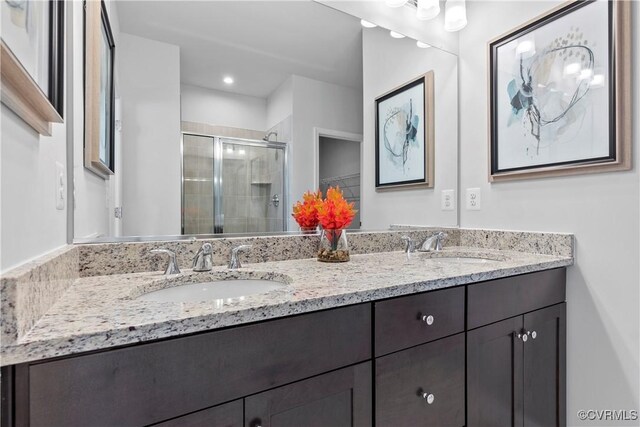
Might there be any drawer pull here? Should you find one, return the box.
[421,314,434,325]
[421,392,435,404]
[516,331,528,342]
[528,330,537,339]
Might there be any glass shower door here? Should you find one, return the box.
[182,135,287,235]
[219,138,286,234]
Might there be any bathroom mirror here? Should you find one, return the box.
[72,0,458,242]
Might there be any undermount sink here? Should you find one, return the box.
[416,251,506,264]
[429,257,493,264]
[136,276,287,303]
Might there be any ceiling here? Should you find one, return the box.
[116,1,364,99]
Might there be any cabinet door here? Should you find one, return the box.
[244,362,371,427]
[523,303,566,427]
[153,400,242,427]
[375,333,465,427]
[467,316,524,427]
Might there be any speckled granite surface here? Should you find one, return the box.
[0,246,572,366]
[0,246,78,346]
[77,228,461,277]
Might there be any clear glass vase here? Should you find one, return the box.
[300,226,318,235]
[317,229,350,262]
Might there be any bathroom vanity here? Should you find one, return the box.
[0,230,571,427]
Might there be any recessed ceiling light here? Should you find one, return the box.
[223,76,234,85]
[360,20,377,28]
[390,31,405,39]
[416,41,431,49]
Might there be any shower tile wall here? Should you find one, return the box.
[183,135,214,234]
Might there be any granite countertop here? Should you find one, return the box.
[0,247,572,366]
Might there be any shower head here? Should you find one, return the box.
[263,131,278,142]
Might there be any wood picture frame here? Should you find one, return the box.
[84,0,115,177]
[0,0,64,135]
[375,71,435,190]
[487,0,632,182]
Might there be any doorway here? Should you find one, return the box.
[318,134,362,230]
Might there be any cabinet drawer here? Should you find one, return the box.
[467,268,566,330]
[375,287,464,356]
[375,333,465,427]
[27,304,371,427]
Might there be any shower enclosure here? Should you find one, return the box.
[181,134,287,235]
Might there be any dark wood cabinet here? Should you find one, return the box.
[245,362,372,427]
[523,304,566,427]
[152,400,243,427]
[24,305,370,427]
[374,287,464,357]
[375,333,465,427]
[1,268,566,427]
[467,315,524,427]
[467,303,566,427]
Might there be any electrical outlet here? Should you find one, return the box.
[466,188,481,210]
[55,162,65,210]
[441,189,455,211]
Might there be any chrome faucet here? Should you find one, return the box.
[418,232,448,252]
[192,243,213,272]
[228,245,252,269]
[150,248,181,275]
[401,235,416,255]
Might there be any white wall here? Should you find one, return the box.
[362,27,458,229]
[0,0,76,270]
[458,2,639,425]
[0,108,67,271]
[181,84,267,131]
[289,75,363,229]
[119,33,181,236]
[266,77,293,130]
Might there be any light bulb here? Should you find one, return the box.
[223,76,234,84]
[360,19,377,28]
[416,41,432,49]
[444,0,467,32]
[389,31,406,39]
[417,0,440,20]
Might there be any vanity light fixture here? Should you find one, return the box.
[390,31,406,39]
[416,41,432,48]
[385,0,408,8]
[223,76,234,85]
[360,19,377,28]
[416,0,440,20]
[444,0,467,32]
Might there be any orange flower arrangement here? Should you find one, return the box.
[292,190,323,229]
[317,186,356,230]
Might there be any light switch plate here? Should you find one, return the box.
[55,162,65,210]
[466,188,481,210]
[441,189,455,211]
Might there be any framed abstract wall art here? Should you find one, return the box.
[488,0,631,182]
[375,71,434,189]
[0,0,64,135]
[84,0,116,177]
